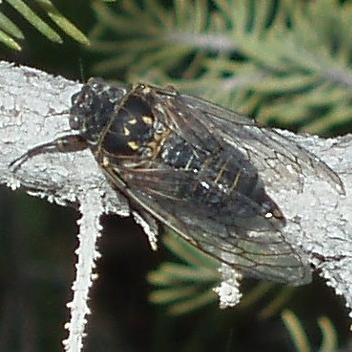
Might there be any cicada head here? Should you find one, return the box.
[69,78,130,144]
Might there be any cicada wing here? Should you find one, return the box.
[151,89,344,195]
[102,164,311,286]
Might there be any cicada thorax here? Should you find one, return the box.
[69,80,169,163]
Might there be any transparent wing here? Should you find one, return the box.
[102,161,311,286]
[178,91,345,194]
[151,88,344,195]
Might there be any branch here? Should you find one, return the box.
[0,61,131,352]
[1,61,352,350]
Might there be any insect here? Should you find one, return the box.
[10,78,344,286]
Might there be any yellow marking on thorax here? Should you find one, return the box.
[123,127,130,136]
[147,128,172,159]
[142,115,153,125]
[128,141,139,150]
[128,118,137,125]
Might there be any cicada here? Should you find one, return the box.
[10,78,344,286]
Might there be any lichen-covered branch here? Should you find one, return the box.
[0,61,130,351]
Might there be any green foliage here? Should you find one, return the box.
[89,0,352,135]
[281,310,339,352]
[0,0,89,49]
[148,231,221,315]
[149,232,342,351]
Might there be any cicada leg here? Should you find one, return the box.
[10,135,88,171]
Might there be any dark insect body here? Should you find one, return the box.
[11,78,344,286]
